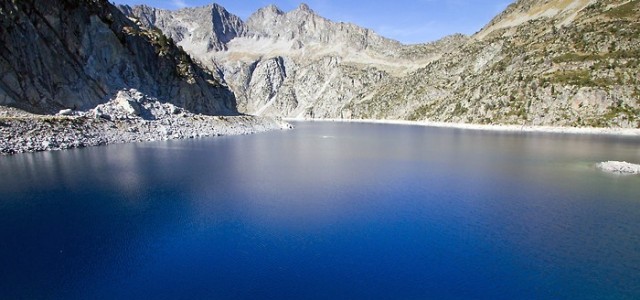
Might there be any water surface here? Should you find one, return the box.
[1,122,639,299]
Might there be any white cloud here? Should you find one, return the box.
[172,0,188,8]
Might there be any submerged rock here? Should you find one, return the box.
[597,161,640,175]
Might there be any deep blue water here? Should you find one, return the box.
[1,122,639,299]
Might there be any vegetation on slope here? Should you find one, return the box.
[350,0,640,128]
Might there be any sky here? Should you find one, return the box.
[113,0,514,44]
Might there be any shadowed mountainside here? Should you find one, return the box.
[0,0,237,115]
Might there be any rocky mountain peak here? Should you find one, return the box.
[206,2,236,19]
[242,3,402,55]
[204,3,247,46]
[208,2,225,11]
[295,3,314,14]
[123,3,247,52]
[255,4,285,16]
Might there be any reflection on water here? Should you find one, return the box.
[0,122,639,299]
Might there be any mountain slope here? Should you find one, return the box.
[353,0,640,128]
[120,3,465,118]
[0,0,236,115]
[476,0,596,39]
[120,0,639,128]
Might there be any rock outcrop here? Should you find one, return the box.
[0,0,236,115]
[597,161,640,175]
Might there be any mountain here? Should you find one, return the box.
[0,0,236,115]
[243,3,402,57]
[119,3,465,118]
[120,0,639,128]
[354,0,640,127]
[118,3,247,53]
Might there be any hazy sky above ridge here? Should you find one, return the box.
[113,0,514,44]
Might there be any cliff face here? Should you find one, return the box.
[121,0,639,128]
[0,0,237,115]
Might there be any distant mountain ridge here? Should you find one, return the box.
[118,3,247,52]
[119,2,466,118]
[244,3,403,56]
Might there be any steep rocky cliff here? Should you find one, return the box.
[0,0,237,115]
[121,0,639,128]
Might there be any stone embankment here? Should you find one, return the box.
[0,90,291,155]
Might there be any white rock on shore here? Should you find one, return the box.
[597,161,640,175]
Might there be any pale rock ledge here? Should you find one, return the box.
[597,161,640,175]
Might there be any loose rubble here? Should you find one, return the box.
[0,90,291,155]
[597,161,640,175]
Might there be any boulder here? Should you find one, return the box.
[115,91,142,115]
[597,161,640,175]
[57,109,74,116]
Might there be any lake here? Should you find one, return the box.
[1,121,639,299]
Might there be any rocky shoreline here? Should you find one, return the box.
[0,90,292,155]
